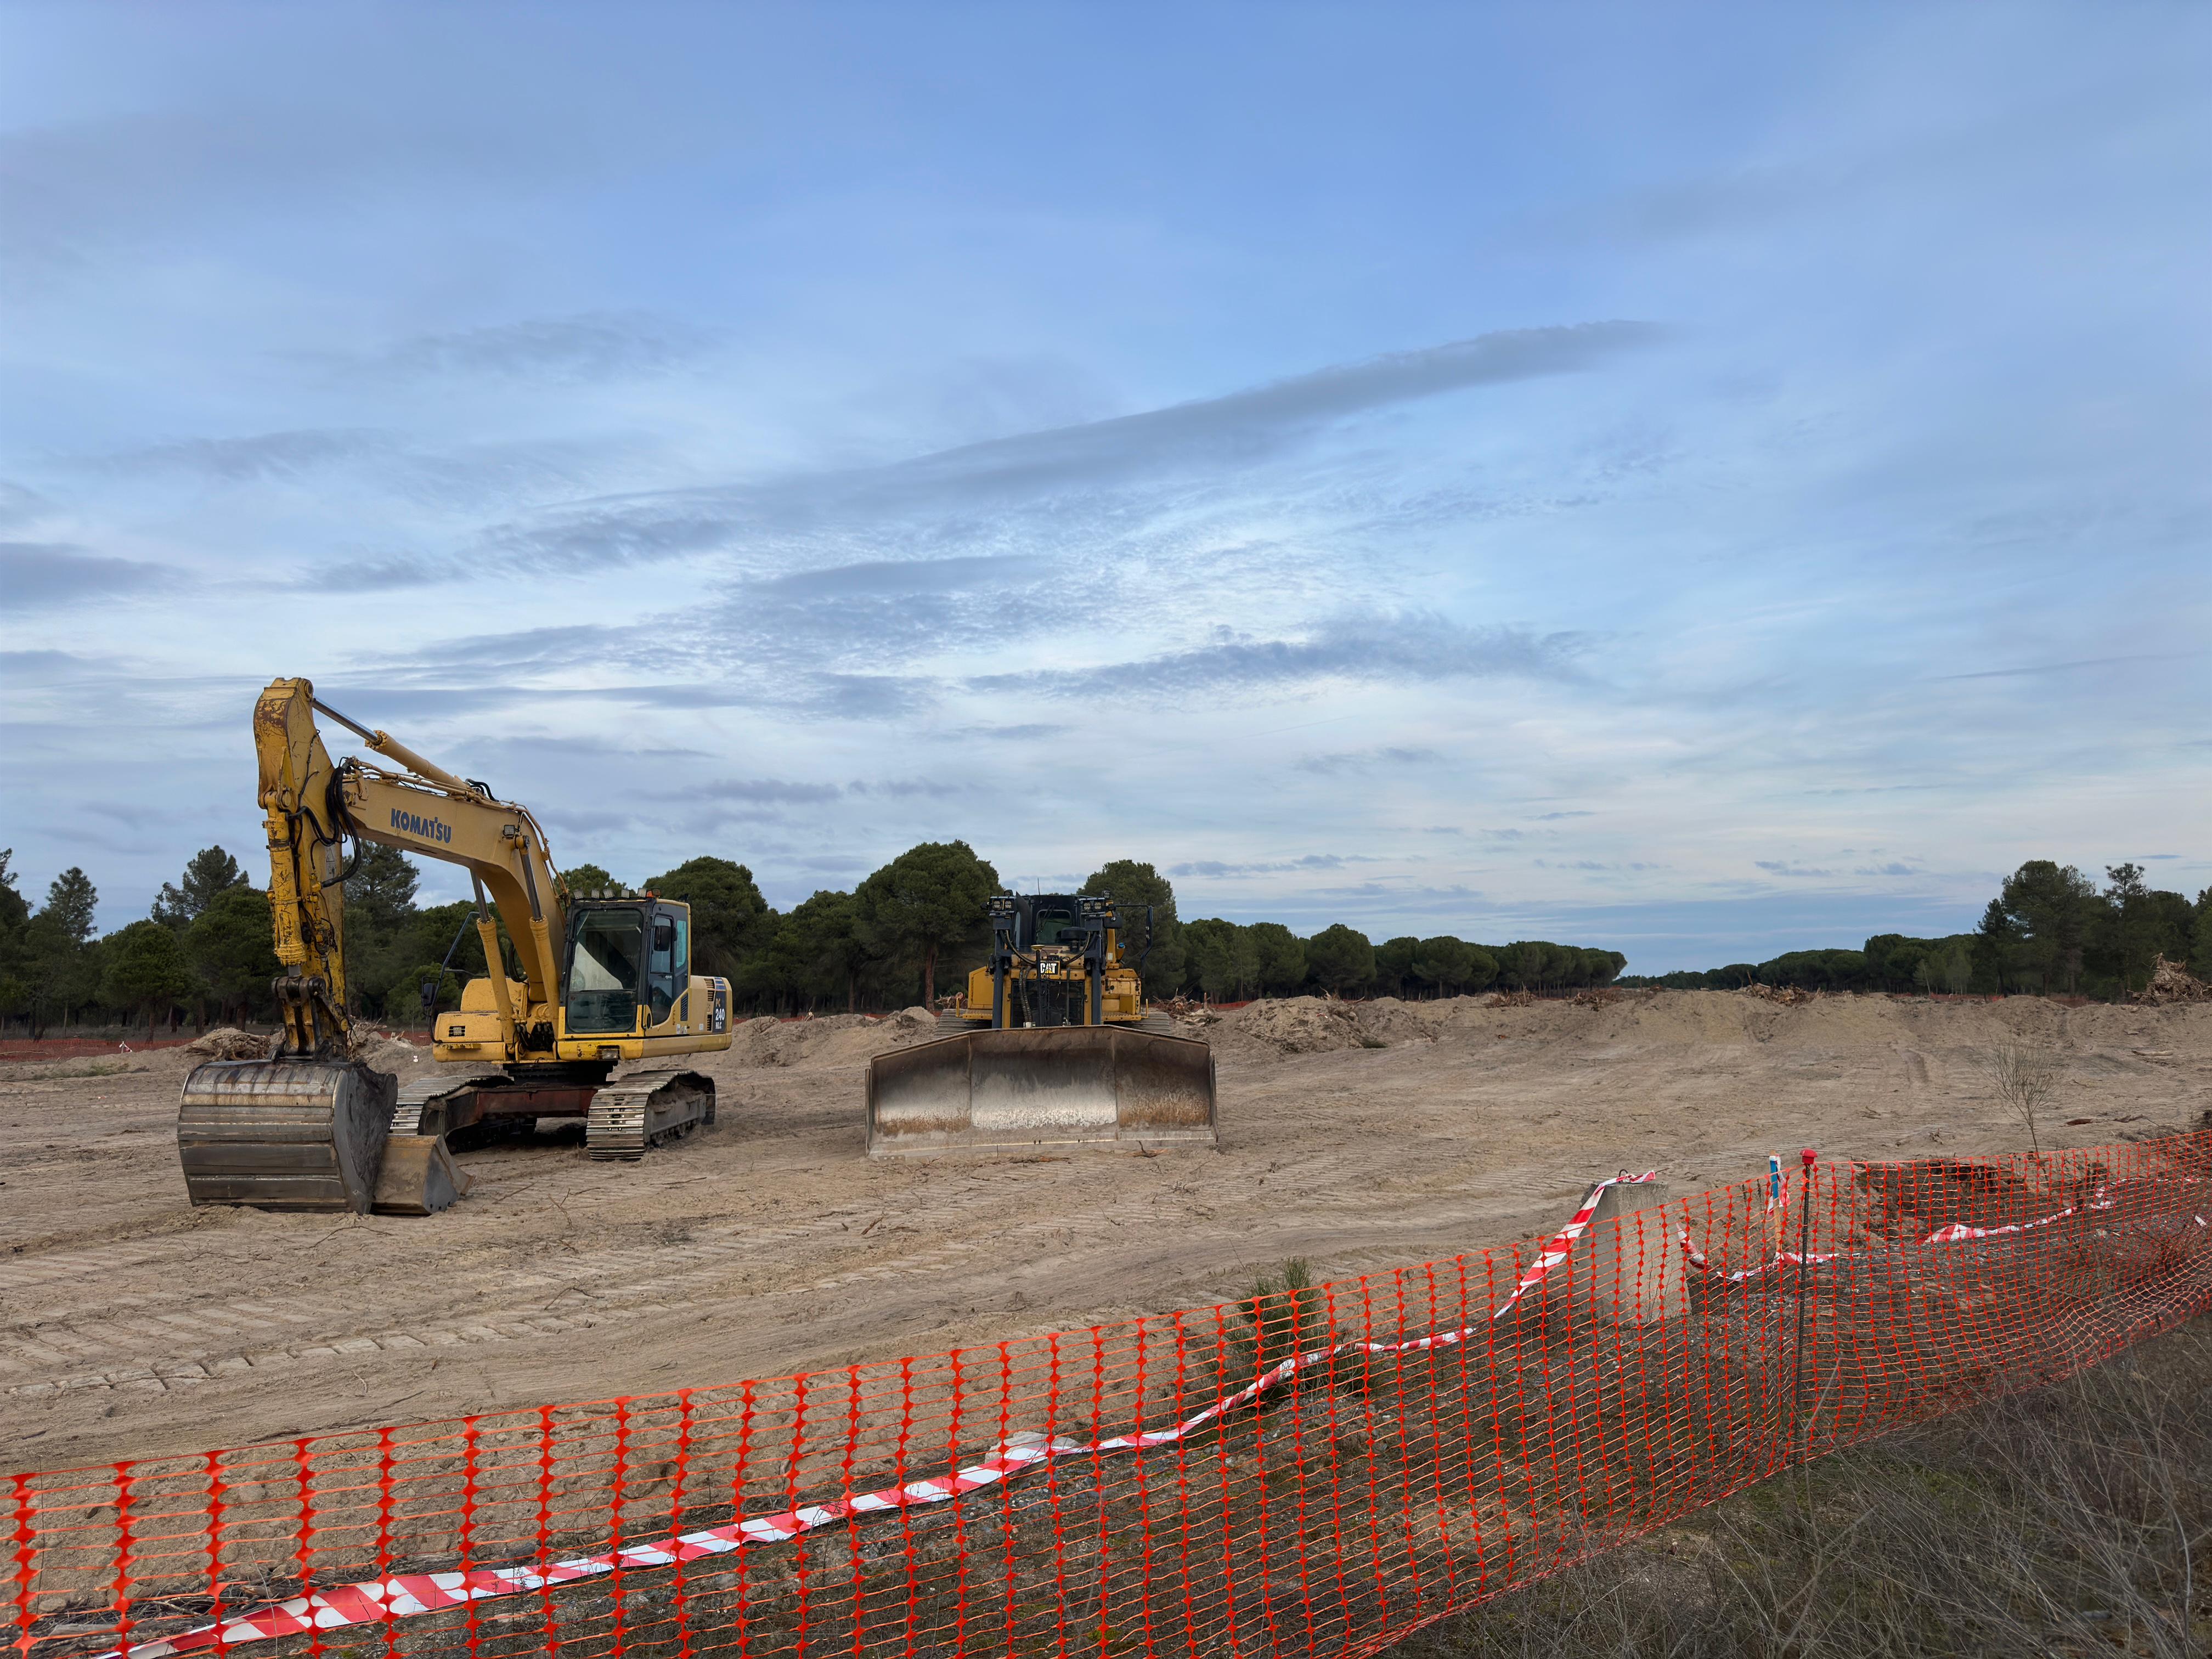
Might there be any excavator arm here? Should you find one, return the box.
[253,677,566,1062]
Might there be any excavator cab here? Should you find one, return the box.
[434,894,723,1062]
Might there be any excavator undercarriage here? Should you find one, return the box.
[180,1060,716,1216]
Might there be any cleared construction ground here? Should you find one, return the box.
[4,991,2208,1474]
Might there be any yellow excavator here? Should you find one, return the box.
[177,678,733,1216]
[865,892,1216,1155]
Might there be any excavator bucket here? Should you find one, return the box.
[177,1058,398,1214]
[866,1026,1216,1156]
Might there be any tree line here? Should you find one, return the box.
[0,842,1625,1035]
[1619,860,2212,998]
[18,841,2190,1037]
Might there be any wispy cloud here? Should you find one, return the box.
[369,312,718,381]
[1296,746,1443,775]
[472,323,1663,576]
[953,723,1070,741]
[1168,854,1379,878]
[95,428,388,481]
[848,777,968,798]
[970,614,1588,702]
[1,543,170,606]
[693,777,843,804]
[1933,652,2201,682]
[757,554,1043,599]
[0,481,52,528]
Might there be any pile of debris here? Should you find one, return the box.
[1568,986,1620,1009]
[1155,995,1218,1024]
[1229,997,1371,1056]
[2132,955,2210,1007]
[1741,983,1814,1007]
[1487,989,1536,1008]
[182,1028,271,1059]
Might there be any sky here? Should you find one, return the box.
[2,4,2208,973]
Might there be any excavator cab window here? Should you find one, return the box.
[566,906,644,1034]
[647,912,681,1024]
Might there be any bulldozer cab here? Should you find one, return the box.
[984,893,1111,1028]
[1016,897,1089,952]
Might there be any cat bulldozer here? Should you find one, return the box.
[176,677,733,1216]
[865,893,1216,1156]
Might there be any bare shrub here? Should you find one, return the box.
[1227,1257,1335,1381]
[1976,1041,2064,1155]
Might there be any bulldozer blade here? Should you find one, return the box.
[370,1133,472,1215]
[178,1058,397,1214]
[866,1026,1216,1156]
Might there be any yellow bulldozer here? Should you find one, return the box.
[865,892,1216,1155]
[176,678,734,1216]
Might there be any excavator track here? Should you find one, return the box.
[583,1068,716,1161]
[388,1071,506,1138]
[177,1058,398,1214]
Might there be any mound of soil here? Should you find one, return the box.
[727,1007,939,1068]
[1352,997,1448,1046]
[1222,997,1373,1056]
[360,1034,433,1071]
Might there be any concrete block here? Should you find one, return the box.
[1583,1178,1685,1323]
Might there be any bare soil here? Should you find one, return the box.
[3,992,2207,1474]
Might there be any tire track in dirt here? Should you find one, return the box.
[8,995,2206,1467]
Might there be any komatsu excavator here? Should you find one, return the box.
[865,892,1216,1155]
[177,678,733,1216]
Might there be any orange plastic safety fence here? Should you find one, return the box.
[9,1133,2210,1659]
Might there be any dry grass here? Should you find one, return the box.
[1396,1313,2212,1658]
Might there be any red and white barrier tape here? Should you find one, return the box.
[94,1172,1657,1659]
[1681,1179,2208,1285]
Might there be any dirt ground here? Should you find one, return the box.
[3,991,2207,1474]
